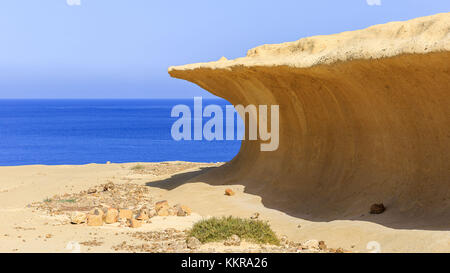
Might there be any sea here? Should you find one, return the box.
[0,99,242,166]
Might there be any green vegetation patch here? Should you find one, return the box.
[188,216,280,245]
[130,164,146,171]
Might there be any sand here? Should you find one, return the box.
[0,162,448,253]
[168,12,450,238]
[1,13,449,253]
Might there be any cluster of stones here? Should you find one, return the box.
[70,200,192,228]
[112,229,189,252]
[30,182,191,229]
[111,231,347,253]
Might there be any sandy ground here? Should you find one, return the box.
[0,162,448,253]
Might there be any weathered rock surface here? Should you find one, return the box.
[118,209,133,220]
[70,211,87,224]
[105,208,119,224]
[128,218,142,228]
[169,13,450,223]
[136,209,150,221]
[87,214,103,226]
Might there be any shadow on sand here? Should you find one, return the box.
[145,165,450,231]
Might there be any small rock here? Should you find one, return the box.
[250,212,260,220]
[318,240,327,250]
[87,188,97,194]
[103,182,115,191]
[118,209,133,220]
[157,207,169,216]
[89,208,104,217]
[181,205,192,215]
[224,235,241,246]
[87,214,103,226]
[128,218,142,228]
[303,239,319,249]
[168,207,176,216]
[105,208,119,224]
[370,203,386,214]
[118,218,128,227]
[175,204,192,216]
[335,247,344,253]
[70,211,87,224]
[155,200,169,212]
[224,188,235,196]
[148,209,157,218]
[136,209,149,221]
[187,237,201,249]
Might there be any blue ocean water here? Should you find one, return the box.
[0,99,241,166]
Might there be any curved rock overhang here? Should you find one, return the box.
[168,13,450,225]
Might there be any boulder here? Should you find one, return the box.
[105,208,119,224]
[155,200,169,211]
[89,208,104,217]
[118,209,133,220]
[70,211,87,224]
[128,218,142,228]
[175,204,192,216]
[136,209,149,221]
[157,207,169,216]
[87,214,103,226]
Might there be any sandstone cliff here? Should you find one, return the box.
[169,13,450,227]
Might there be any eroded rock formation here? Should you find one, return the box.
[169,13,450,226]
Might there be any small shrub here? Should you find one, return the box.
[57,199,76,203]
[130,164,146,171]
[188,216,280,245]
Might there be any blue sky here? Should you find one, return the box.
[0,0,448,98]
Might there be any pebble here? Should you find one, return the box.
[187,237,201,249]
[224,235,241,246]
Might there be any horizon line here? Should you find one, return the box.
[0,97,224,100]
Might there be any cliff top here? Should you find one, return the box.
[169,12,449,72]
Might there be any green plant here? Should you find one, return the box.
[57,199,76,203]
[188,216,280,245]
[130,164,146,171]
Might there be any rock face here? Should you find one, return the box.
[169,13,450,224]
